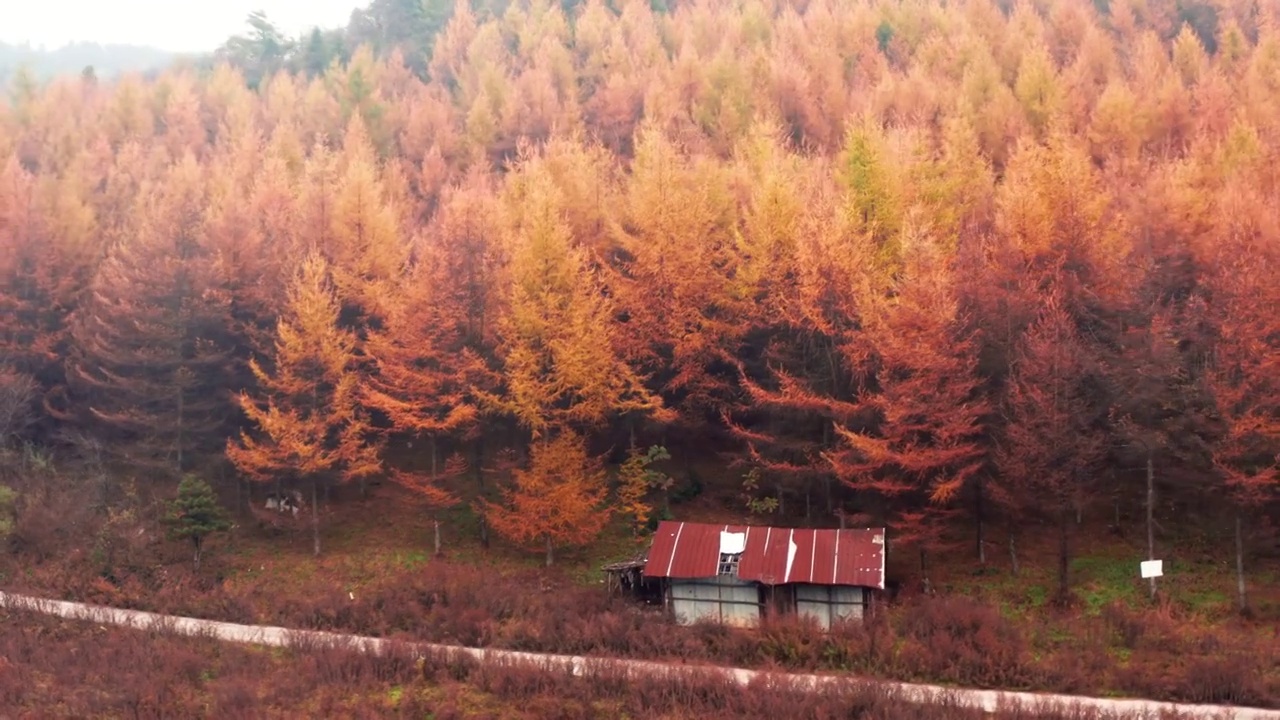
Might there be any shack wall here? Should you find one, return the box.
[669,576,760,627]
[794,584,864,629]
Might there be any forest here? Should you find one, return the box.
[1,0,1278,639]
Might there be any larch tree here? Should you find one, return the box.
[725,127,854,520]
[482,429,611,566]
[204,121,298,399]
[67,153,232,476]
[612,124,739,433]
[1199,157,1280,612]
[362,248,485,554]
[0,154,98,425]
[826,224,989,584]
[227,253,381,556]
[1110,306,1216,600]
[482,151,664,440]
[327,114,411,330]
[994,289,1108,601]
[479,151,663,562]
[416,169,507,547]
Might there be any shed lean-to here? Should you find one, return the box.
[640,521,886,629]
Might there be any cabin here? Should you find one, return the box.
[623,521,885,629]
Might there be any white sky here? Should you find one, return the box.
[2,1,367,53]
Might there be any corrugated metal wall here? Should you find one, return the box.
[795,584,864,629]
[670,576,760,627]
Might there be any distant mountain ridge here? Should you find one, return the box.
[0,41,188,83]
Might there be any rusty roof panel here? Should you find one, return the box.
[832,528,885,588]
[645,521,885,589]
[644,521,750,579]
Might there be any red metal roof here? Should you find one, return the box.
[643,521,885,589]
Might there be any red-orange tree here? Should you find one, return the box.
[827,228,990,579]
[0,153,98,430]
[1199,157,1280,611]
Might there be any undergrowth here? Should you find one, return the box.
[0,609,1222,719]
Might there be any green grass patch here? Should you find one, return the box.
[1071,555,1140,616]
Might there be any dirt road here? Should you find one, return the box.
[1,590,1274,718]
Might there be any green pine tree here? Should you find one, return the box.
[164,475,232,572]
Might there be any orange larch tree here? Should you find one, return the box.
[227,253,381,556]
[361,250,485,552]
[204,120,298,398]
[417,169,507,545]
[481,429,611,566]
[611,124,740,434]
[723,127,855,520]
[482,149,665,440]
[0,153,98,431]
[327,114,411,330]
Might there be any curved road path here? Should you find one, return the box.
[1,590,1275,719]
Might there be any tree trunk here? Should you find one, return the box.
[1057,511,1070,602]
[976,476,986,565]
[1009,532,1019,576]
[1146,454,1156,601]
[473,437,490,549]
[1235,513,1247,612]
[545,535,554,567]
[311,480,321,557]
[433,518,442,557]
[175,385,184,477]
[920,549,931,595]
[192,536,202,573]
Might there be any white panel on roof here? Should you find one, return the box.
[719,531,746,555]
[784,534,797,582]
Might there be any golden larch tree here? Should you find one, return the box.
[327,114,410,327]
[480,150,663,561]
[483,150,663,439]
[227,253,381,556]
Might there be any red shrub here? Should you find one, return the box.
[893,595,1036,688]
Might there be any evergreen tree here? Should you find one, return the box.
[163,474,232,572]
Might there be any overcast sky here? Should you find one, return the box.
[2,1,365,53]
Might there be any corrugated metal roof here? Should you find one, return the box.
[643,521,885,589]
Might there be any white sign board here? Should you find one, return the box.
[1140,560,1163,579]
